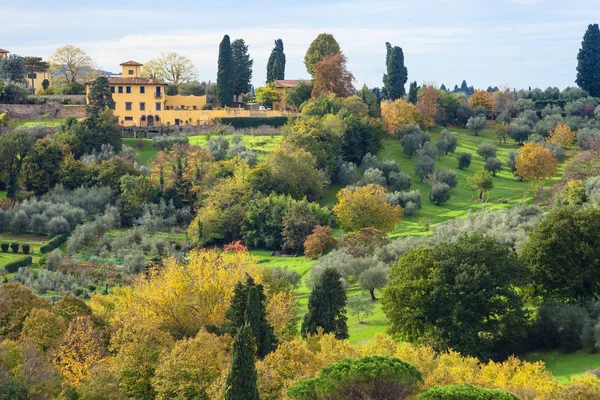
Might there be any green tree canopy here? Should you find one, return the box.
[224,324,259,400]
[419,384,519,400]
[383,42,408,100]
[86,77,115,117]
[304,33,341,76]
[266,39,286,82]
[232,39,253,96]
[217,34,234,107]
[576,24,600,96]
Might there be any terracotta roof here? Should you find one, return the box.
[274,79,312,88]
[0,49,9,54]
[85,77,167,85]
[120,60,143,66]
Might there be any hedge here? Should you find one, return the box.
[22,244,31,254]
[4,256,33,273]
[419,384,519,400]
[0,243,7,252]
[10,243,19,253]
[40,234,69,254]
[216,116,291,128]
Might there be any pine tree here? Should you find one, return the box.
[440,83,447,92]
[460,80,469,93]
[266,39,286,82]
[576,24,600,96]
[232,39,253,97]
[382,42,408,100]
[408,81,418,104]
[225,324,259,400]
[86,77,115,117]
[217,34,234,107]
[301,268,349,339]
[245,286,277,358]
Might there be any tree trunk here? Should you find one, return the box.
[369,288,377,301]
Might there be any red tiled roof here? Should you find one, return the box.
[85,77,167,85]
[120,60,143,66]
[274,79,312,88]
[0,49,9,53]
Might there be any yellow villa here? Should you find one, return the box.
[0,48,50,94]
[0,49,8,59]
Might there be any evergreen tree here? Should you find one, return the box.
[440,83,447,92]
[357,84,380,117]
[23,56,48,90]
[232,39,253,97]
[382,42,408,100]
[304,33,340,77]
[217,34,234,107]
[245,286,277,358]
[301,268,349,339]
[225,324,259,400]
[0,54,26,83]
[86,77,115,117]
[460,80,469,93]
[266,39,286,82]
[576,24,600,97]
[453,84,460,93]
[407,81,418,104]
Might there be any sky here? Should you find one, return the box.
[1,0,599,90]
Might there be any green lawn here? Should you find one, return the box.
[0,191,5,199]
[525,351,600,383]
[188,133,282,157]
[14,117,67,127]
[123,138,157,166]
[379,124,563,236]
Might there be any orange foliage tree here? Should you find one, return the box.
[333,184,402,232]
[469,90,494,115]
[514,142,558,181]
[311,53,355,98]
[416,85,438,128]
[547,123,576,146]
[381,99,421,134]
[303,225,336,259]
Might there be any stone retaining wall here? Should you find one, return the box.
[0,104,86,119]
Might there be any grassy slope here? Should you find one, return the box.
[123,138,157,166]
[0,233,47,268]
[0,191,5,199]
[14,118,67,127]
[525,351,600,383]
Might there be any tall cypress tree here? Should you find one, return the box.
[225,324,259,400]
[232,39,253,97]
[407,81,418,104]
[217,34,234,107]
[245,285,277,358]
[266,39,286,82]
[576,24,600,97]
[382,42,408,100]
[301,268,348,339]
[86,76,115,117]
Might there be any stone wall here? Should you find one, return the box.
[36,95,86,104]
[0,104,86,119]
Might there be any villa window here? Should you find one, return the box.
[126,86,131,94]
[125,102,132,111]
[128,69,134,75]
[118,86,123,93]
[140,102,145,111]
[27,73,37,79]
[140,86,145,94]
[156,102,162,111]
[124,116,133,121]
[110,86,115,93]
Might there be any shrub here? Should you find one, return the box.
[202,104,213,110]
[336,161,357,186]
[432,170,457,188]
[21,244,30,254]
[357,168,387,187]
[419,384,518,400]
[46,216,71,237]
[0,243,8,252]
[152,134,189,150]
[403,201,419,218]
[388,171,411,191]
[477,142,498,159]
[430,183,451,205]
[10,242,19,253]
[40,234,69,254]
[457,152,472,169]
[216,116,290,128]
[484,157,503,176]
[4,256,33,273]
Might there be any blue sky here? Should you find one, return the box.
[2,0,599,90]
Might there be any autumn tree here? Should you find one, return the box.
[0,283,48,339]
[52,316,104,385]
[304,33,341,76]
[381,99,421,134]
[225,324,260,400]
[338,228,389,258]
[547,123,576,146]
[468,170,494,201]
[302,268,349,339]
[416,85,438,128]
[142,52,198,84]
[514,142,558,181]
[255,82,281,107]
[20,308,66,352]
[304,225,336,259]
[469,90,494,115]
[333,184,402,232]
[383,42,408,100]
[311,53,355,98]
[266,39,286,82]
[48,45,92,83]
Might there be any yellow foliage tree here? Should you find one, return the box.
[547,123,576,146]
[514,142,558,182]
[416,85,438,128]
[333,184,402,232]
[20,308,66,352]
[470,90,495,115]
[381,99,421,134]
[116,249,263,339]
[52,316,104,385]
[152,330,232,399]
[266,290,297,340]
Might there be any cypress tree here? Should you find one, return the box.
[232,39,253,97]
[217,34,234,107]
[576,24,600,97]
[225,324,259,400]
[86,76,115,117]
[266,39,286,82]
[382,42,408,100]
[460,80,469,93]
[245,285,277,358]
[408,81,418,104]
[301,268,349,339]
